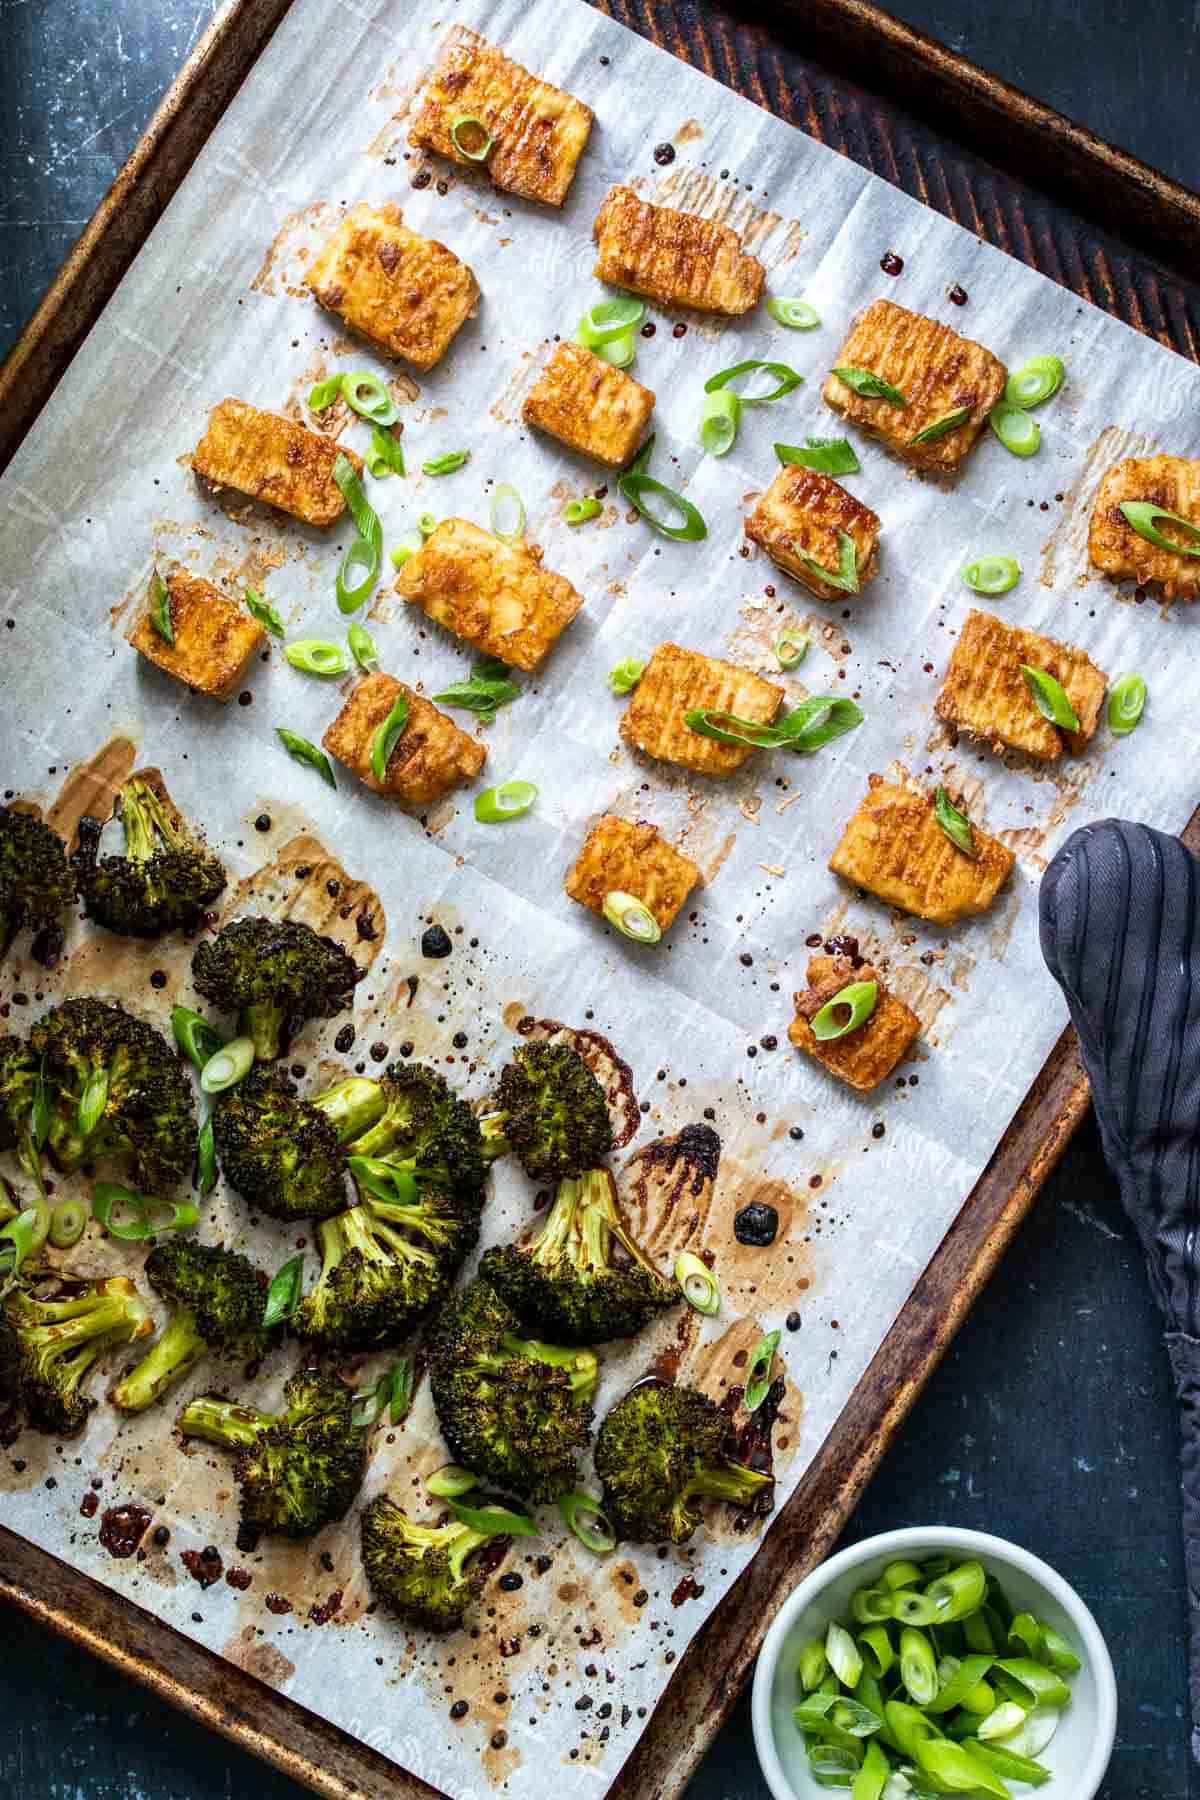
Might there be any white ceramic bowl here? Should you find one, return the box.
[751,1526,1117,1800]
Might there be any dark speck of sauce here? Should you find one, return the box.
[254,813,271,833]
[421,923,452,958]
[948,283,969,305]
[640,321,656,338]
[824,934,862,964]
[789,1126,805,1142]
[672,322,687,339]
[369,1040,389,1064]
[671,1574,705,1606]
[880,251,904,276]
[226,1566,252,1591]
[786,1310,802,1332]
[153,1524,171,1547]
[490,1730,508,1751]
[149,969,167,989]
[498,1570,523,1592]
[79,1491,99,1519]
[264,1591,292,1615]
[450,1700,469,1720]
[237,691,252,707]
[356,909,378,942]
[308,1589,343,1625]
[181,1546,224,1589]
[334,1023,355,1054]
[99,1503,152,1559]
[734,1201,779,1247]
[872,1121,886,1140]
[412,168,432,189]
[653,142,676,165]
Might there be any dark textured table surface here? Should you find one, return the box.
[1,3,1195,1797]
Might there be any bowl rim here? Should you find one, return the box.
[750,1524,1118,1800]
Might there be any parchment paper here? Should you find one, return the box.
[2,0,1199,1792]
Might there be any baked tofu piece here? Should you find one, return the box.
[191,399,361,527]
[395,517,584,673]
[304,203,478,371]
[592,185,765,317]
[523,341,654,468]
[745,467,881,600]
[935,608,1107,760]
[129,572,265,702]
[323,672,485,806]
[822,300,1006,472]
[788,954,920,1092]
[565,816,700,935]
[620,643,784,777]
[1088,454,1200,600]
[829,771,1015,927]
[407,36,592,206]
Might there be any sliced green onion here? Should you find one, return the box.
[850,1738,890,1800]
[1007,1611,1042,1659]
[704,359,803,405]
[263,1253,305,1329]
[810,980,878,1041]
[608,657,646,695]
[348,622,379,671]
[365,425,405,479]
[564,496,603,526]
[914,1738,1009,1799]
[829,1697,884,1738]
[962,555,1020,595]
[675,1249,719,1315]
[200,1035,255,1094]
[333,452,382,613]
[390,532,425,568]
[593,331,636,368]
[685,695,863,754]
[419,512,437,536]
[490,483,525,543]
[993,1657,1071,1709]
[926,1561,988,1622]
[285,638,351,677]
[427,1464,479,1499]
[575,296,645,346]
[744,1327,780,1411]
[422,451,470,477]
[850,1587,894,1624]
[700,388,740,457]
[559,1489,616,1554]
[890,1588,941,1626]
[448,1495,538,1538]
[1021,664,1080,731]
[342,370,398,426]
[474,780,537,823]
[807,1745,861,1788]
[371,692,410,783]
[352,1357,415,1428]
[47,1196,87,1250]
[989,400,1041,457]
[449,114,493,161]
[911,405,971,445]
[195,1118,217,1196]
[1107,672,1146,735]
[882,1561,922,1591]
[434,660,519,722]
[776,437,861,476]
[244,585,285,635]
[1119,498,1200,556]
[348,1155,418,1208]
[899,1627,939,1706]
[795,1691,838,1730]
[774,630,809,670]
[1040,1625,1081,1674]
[619,471,707,541]
[308,374,344,412]
[768,296,820,330]
[78,1068,109,1140]
[0,1204,49,1281]
[149,571,174,645]
[792,527,861,594]
[964,1609,997,1654]
[884,1699,940,1760]
[1005,355,1065,408]
[967,1739,1052,1786]
[976,1702,1027,1742]
[925,1654,995,1715]
[858,1626,894,1679]
[92,1183,198,1243]
[602,890,661,944]
[276,727,336,788]
[833,365,906,406]
[337,536,381,613]
[171,1005,224,1070]
[798,1637,831,1691]
[934,786,977,859]
[826,1621,863,1690]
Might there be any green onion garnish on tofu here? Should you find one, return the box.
[1021,664,1080,730]
[833,365,906,406]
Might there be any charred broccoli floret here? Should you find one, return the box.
[0,806,75,958]
[480,1042,613,1183]
[212,1066,383,1221]
[191,916,362,1061]
[0,1034,39,1154]
[71,779,226,938]
[480,1167,677,1344]
[179,1365,366,1538]
[595,1380,775,1545]
[1,1273,152,1435]
[428,1281,597,1503]
[30,998,196,1190]
[361,1491,535,1631]
[345,1061,485,1203]
[110,1240,274,1412]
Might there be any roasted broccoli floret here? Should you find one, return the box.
[361,1491,534,1631]
[480,1167,677,1344]
[179,1366,366,1539]
[479,1042,613,1183]
[191,916,362,1061]
[0,806,75,958]
[1,1273,152,1435]
[428,1281,597,1503]
[110,1240,274,1412]
[30,998,196,1190]
[595,1380,775,1545]
[71,779,226,938]
[212,1066,383,1221]
[0,1034,39,1155]
[345,1061,485,1203]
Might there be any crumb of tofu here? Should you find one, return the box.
[304,202,479,371]
[1088,453,1200,600]
[789,953,920,1091]
[829,769,1015,926]
[322,671,485,806]
[565,815,700,934]
[745,466,881,599]
[394,517,584,672]
[523,341,654,468]
[129,572,265,702]
[619,642,784,777]
[935,608,1107,760]
[191,398,362,527]
[592,184,764,316]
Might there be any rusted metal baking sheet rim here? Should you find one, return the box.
[1,2,1197,1796]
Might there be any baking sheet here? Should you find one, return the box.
[2,0,1199,1793]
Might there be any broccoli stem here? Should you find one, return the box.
[479,1113,509,1163]
[312,1077,388,1144]
[497,1330,598,1400]
[110,1308,208,1412]
[529,1177,586,1269]
[180,1394,274,1449]
[241,1000,286,1062]
[579,1169,661,1277]
[119,781,163,864]
[685,1464,774,1507]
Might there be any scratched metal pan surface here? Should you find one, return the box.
[1,2,1198,1798]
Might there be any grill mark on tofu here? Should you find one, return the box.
[788,953,920,1092]
[744,467,881,599]
[128,572,265,702]
[935,608,1107,760]
[822,300,1006,471]
[304,202,478,371]
[829,771,1015,926]
[522,341,655,468]
[191,398,361,527]
[565,816,700,934]
[592,185,765,316]
[1088,453,1200,600]
[322,671,485,806]
[407,36,592,207]
[394,517,584,672]
[619,643,784,777]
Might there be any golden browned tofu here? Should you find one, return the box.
[304,202,478,371]
[620,643,784,777]
[523,341,654,468]
[822,300,1006,472]
[191,398,362,527]
[323,672,485,806]
[592,185,765,316]
[744,467,881,600]
[129,572,265,702]
[829,771,1015,927]
[565,816,700,935]
[935,608,1107,760]
[788,954,920,1092]
[1088,454,1200,601]
[395,517,584,673]
[407,35,592,206]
